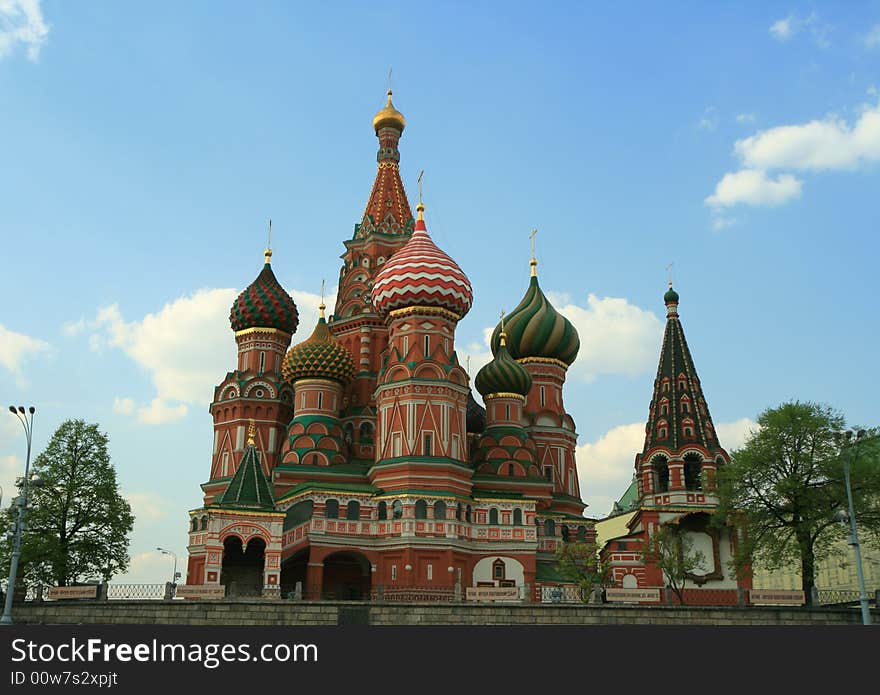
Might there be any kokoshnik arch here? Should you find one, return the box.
[183,91,746,602]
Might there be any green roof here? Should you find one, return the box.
[276,481,378,503]
[219,444,275,511]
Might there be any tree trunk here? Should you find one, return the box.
[798,533,815,606]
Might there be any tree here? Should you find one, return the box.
[555,540,611,602]
[0,419,134,587]
[641,524,706,605]
[715,401,880,604]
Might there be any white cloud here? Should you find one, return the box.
[770,12,831,48]
[0,323,52,383]
[711,216,737,232]
[62,318,87,336]
[866,25,880,49]
[124,490,167,523]
[77,286,339,425]
[715,417,758,450]
[112,397,135,415]
[736,113,756,124]
[705,169,802,209]
[698,107,718,132]
[734,103,880,172]
[576,417,759,519]
[551,294,665,382]
[0,0,49,61]
[769,16,794,41]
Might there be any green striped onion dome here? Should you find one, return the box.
[282,313,355,385]
[475,336,533,398]
[230,260,299,334]
[490,275,579,366]
[664,285,679,304]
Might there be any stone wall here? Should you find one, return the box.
[11,600,876,626]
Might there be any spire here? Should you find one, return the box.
[356,89,414,238]
[530,228,538,277]
[640,283,723,457]
[265,219,272,265]
[218,432,275,510]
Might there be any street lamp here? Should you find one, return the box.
[838,429,872,626]
[157,547,179,586]
[1,406,35,626]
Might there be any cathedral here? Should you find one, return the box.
[183,91,743,603]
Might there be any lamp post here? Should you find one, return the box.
[839,429,872,626]
[1,406,35,626]
[157,547,179,586]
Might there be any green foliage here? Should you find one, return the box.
[0,419,134,587]
[641,524,706,605]
[555,540,610,602]
[715,400,880,601]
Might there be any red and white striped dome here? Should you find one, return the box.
[371,205,473,318]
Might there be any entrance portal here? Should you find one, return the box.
[220,536,265,597]
[321,551,371,600]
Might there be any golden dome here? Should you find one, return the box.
[372,90,406,133]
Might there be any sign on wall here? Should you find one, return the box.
[47,586,98,600]
[466,587,519,602]
[605,588,661,603]
[175,585,227,599]
[749,590,805,606]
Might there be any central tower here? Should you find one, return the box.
[330,91,415,464]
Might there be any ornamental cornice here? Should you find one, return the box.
[388,305,461,322]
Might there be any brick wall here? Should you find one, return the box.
[11,600,875,626]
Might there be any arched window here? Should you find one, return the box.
[544,519,556,537]
[576,525,587,541]
[489,508,499,525]
[191,518,198,532]
[456,503,462,521]
[660,399,669,416]
[392,500,403,519]
[684,455,703,491]
[513,508,523,526]
[359,421,373,442]
[378,501,388,520]
[652,457,670,493]
[507,463,515,477]
[200,517,208,531]
[415,499,428,519]
[325,499,339,519]
[434,500,447,521]
[466,505,472,523]
[492,558,506,581]
[346,500,360,520]
[561,526,570,542]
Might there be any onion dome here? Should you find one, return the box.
[490,261,579,366]
[466,390,486,433]
[373,90,406,133]
[475,333,533,398]
[664,284,679,305]
[370,202,473,318]
[230,248,299,334]
[282,305,355,385]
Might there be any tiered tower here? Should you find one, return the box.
[602,285,748,602]
[330,90,415,464]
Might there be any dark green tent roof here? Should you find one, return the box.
[219,443,275,510]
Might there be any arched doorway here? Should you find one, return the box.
[220,536,265,597]
[321,551,371,600]
[280,548,309,599]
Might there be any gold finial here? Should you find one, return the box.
[264,219,273,264]
[319,279,326,318]
[666,262,674,289]
[499,310,507,346]
[247,419,256,446]
[416,170,425,220]
[529,228,538,277]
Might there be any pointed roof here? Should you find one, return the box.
[219,426,275,510]
[354,90,414,239]
[639,285,726,458]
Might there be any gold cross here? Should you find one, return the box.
[530,228,537,260]
[417,170,424,205]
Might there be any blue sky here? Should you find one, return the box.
[1,1,878,582]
